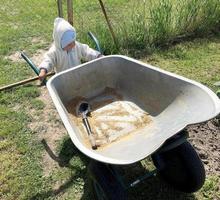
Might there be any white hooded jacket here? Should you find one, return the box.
[39,18,100,73]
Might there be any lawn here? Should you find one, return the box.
[0,0,220,200]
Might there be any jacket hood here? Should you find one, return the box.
[53,18,76,49]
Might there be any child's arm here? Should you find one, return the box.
[38,45,56,81]
[79,42,102,61]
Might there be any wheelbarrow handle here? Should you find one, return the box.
[20,52,47,85]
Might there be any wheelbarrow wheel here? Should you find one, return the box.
[151,141,205,193]
[88,160,127,200]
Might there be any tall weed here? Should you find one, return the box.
[89,0,220,55]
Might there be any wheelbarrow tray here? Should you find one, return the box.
[47,55,220,165]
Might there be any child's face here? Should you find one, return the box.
[63,41,76,51]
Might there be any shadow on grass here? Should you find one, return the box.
[30,138,93,200]
[30,138,196,200]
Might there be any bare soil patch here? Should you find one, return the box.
[31,49,48,66]
[5,51,22,63]
[5,49,46,65]
[187,116,220,176]
[29,87,66,176]
[5,37,48,64]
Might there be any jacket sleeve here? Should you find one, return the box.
[79,43,101,61]
[39,45,57,72]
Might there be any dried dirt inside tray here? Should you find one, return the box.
[66,87,152,148]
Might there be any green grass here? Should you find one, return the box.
[74,0,220,55]
[29,99,45,110]
[199,176,220,199]
[0,0,220,200]
[0,104,50,200]
[142,34,220,91]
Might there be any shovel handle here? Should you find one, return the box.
[89,134,97,150]
[82,117,97,149]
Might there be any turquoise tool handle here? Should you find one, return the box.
[21,52,47,85]
[88,31,102,53]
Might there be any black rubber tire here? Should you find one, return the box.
[88,161,127,200]
[152,141,205,193]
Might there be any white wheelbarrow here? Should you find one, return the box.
[46,55,220,197]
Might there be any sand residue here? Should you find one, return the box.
[66,87,152,149]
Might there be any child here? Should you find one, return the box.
[38,17,102,81]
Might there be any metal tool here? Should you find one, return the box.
[77,102,97,150]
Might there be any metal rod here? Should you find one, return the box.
[82,117,93,135]
[98,0,118,49]
[129,169,157,188]
[77,102,97,149]
[82,116,97,150]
